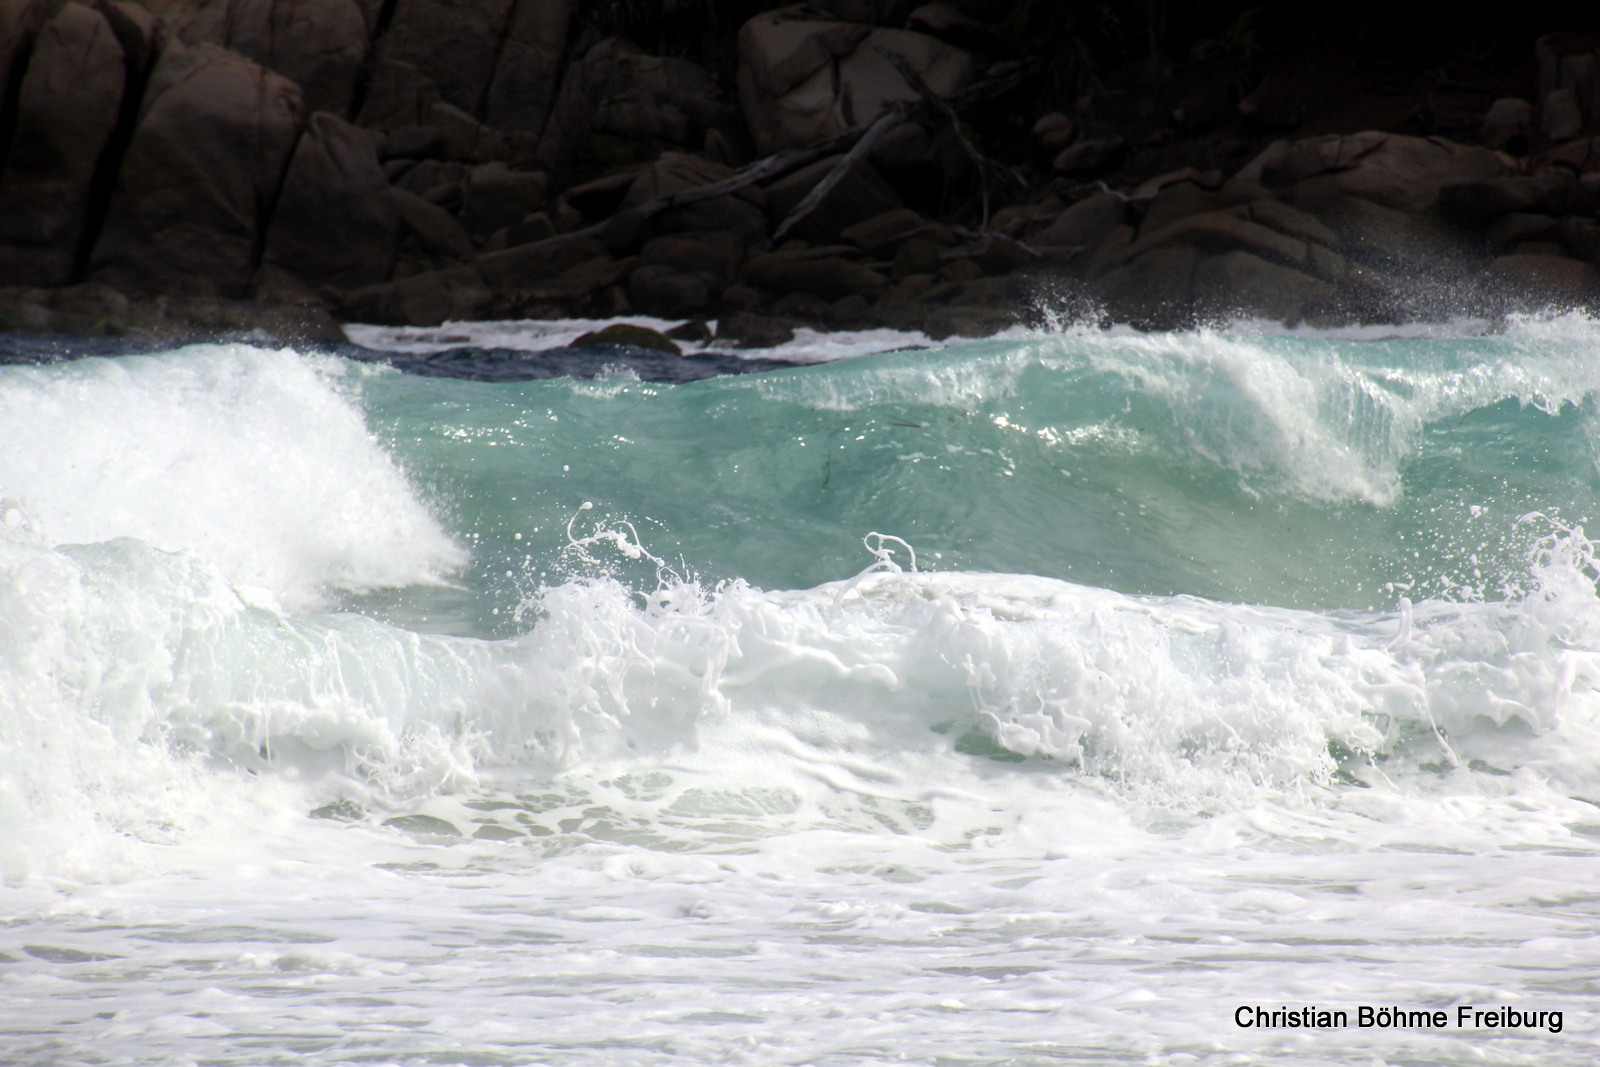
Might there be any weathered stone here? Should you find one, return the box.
[359,0,514,124]
[1482,97,1536,151]
[737,9,972,154]
[1192,251,1335,323]
[1033,194,1125,250]
[1111,208,1309,274]
[392,187,472,258]
[1246,200,1341,249]
[1537,32,1600,121]
[484,0,571,135]
[262,113,399,291]
[158,0,369,118]
[1094,247,1198,329]
[1490,253,1600,307]
[1437,169,1577,222]
[1138,182,1221,235]
[538,38,734,187]
[762,154,902,242]
[395,159,466,197]
[381,126,448,162]
[340,265,491,325]
[1277,134,1510,214]
[90,42,301,297]
[572,321,681,355]
[745,248,887,298]
[664,318,711,342]
[640,231,745,282]
[565,170,644,218]
[515,254,634,308]
[623,152,767,238]
[892,237,944,278]
[1543,88,1584,142]
[1293,182,1475,273]
[461,163,548,238]
[1486,213,1559,255]
[936,257,979,282]
[716,311,796,348]
[0,3,125,286]
[840,208,927,255]
[354,56,439,130]
[1052,136,1126,175]
[473,234,606,289]
[629,265,710,317]
[1031,111,1075,149]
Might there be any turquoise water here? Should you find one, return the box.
[3,319,1600,1065]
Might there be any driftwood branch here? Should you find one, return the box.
[872,45,1029,231]
[771,108,907,241]
[549,58,1040,244]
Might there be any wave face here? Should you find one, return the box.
[4,322,1600,1066]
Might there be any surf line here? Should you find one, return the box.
[1233,1005,1564,1033]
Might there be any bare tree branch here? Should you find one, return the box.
[771,109,907,241]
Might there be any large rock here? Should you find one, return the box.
[537,38,737,188]
[260,112,400,291]
[745,246,887,299]
[340,265,491,325]
[1491,253,1600,309]
[472,233,606,290]
[90,41,302,297]
[622,151,767,239]
[1258,132,1509,213]
[460,162,548,237]
[1094,247,1199,330]
[144,0,370,117]
[1537,33,1600,122]
[484,0,571,134]
[1192,251,1336,323]
[391,187,472,258]
[737,7,974,154]
[357,0,514,126]
[0,3,125,286]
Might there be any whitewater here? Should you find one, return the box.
[3,317,1600,1065]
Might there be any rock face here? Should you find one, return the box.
[737,7,973,154]
[260,112,400,292]
[0,3,126,285]
[90,41,302,297]
[358,0,514,128]
[484,0,571,135]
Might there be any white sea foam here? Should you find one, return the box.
[0,345,465,610]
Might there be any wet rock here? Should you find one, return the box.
[392,188,473,259]
[1245,200,1341,249]
[715,311,798,348]
[1438,169,1577,223]
[1192,251,1335,323]
[572,322,682,355]
[1486,213,1560,255]
[1094,247,1199,330]
[1105,208,1310,276]
[340,266,491,325]
[762,154,902,242]
[261,113,400,291]
[664,319,712,343]
[736,8,973,154]
[0,3,125,286]
[90,42,301,297]
[1491,253,1600,308]
[1138,182,1222,235]
[514,255,635,311]
[1292,185,1474,273]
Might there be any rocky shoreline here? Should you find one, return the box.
[0,1,1597,348]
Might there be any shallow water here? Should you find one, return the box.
[3,317,1600,1064]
